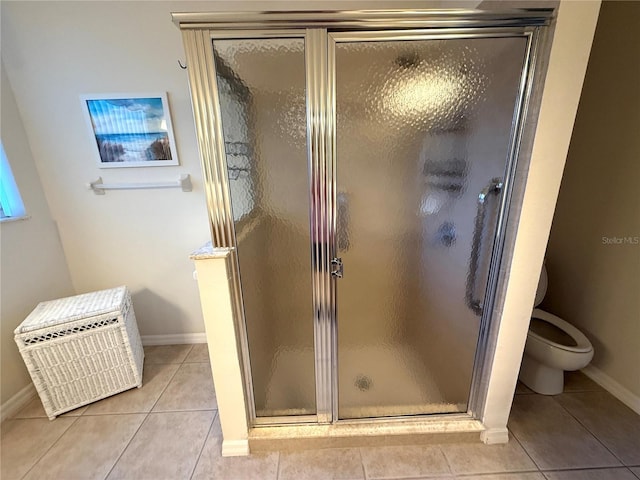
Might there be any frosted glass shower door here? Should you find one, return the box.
[213,37,316,418]
[332,34,529,419]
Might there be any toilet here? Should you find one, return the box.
[519,265,594,395]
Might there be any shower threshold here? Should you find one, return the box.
[256,343,465,421]
[249,414,484,452]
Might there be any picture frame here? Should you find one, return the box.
[80,92,179,168]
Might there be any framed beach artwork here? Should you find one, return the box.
[80,93,179,168]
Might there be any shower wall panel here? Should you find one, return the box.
[214,37,316,417]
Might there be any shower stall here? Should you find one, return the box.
[178,9,553,426]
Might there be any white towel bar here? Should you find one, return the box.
[87,174,192,195]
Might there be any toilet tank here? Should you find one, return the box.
[534,264,548,307]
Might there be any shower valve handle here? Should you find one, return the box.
[331,257,344,278]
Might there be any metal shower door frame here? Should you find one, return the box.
[177,9,553,428]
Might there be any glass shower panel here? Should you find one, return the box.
[334,36,528,419]
[213,38,315,417]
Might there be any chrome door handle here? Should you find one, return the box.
[466,178,503,315]
[331,257,343,278]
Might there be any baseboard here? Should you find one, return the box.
[480,427,509,445]
[221,439,250,457]
[582,365,640,415]
[141,333,207,346]
[1,383,36,423]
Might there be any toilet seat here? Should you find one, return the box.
[530,308,592,353]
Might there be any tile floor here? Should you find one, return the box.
[2,344,639,480]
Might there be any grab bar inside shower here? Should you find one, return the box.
[466,177,503,315]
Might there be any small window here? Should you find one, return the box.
[0,142,26,221]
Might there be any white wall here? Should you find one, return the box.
[1,1,214,338]
[0,63,75,405]
[545,1,640,400]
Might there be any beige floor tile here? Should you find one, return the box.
[143,344,193,364]
[508,395,620,470]
[563,371,604,393]
[441,437,536,475]
[152,362,217,412]
[407,477,455,480]
[192,415,279,480]
[184,343,210,363]
[23,414,145,480]
[12,396,87,419]
[516,382,534,394]
[555,392,640,465]
[279,448,364,480]
[360,444,450,479]
[459,473,544,480]
[194,448,279,480]
[0,417,76,480]
[84,363,179,415]
[13,343,640,480]
[543,467,638,479]
[107,410,214,480]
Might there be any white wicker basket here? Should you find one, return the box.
[14,286,144,419]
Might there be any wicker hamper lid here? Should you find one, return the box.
[15,286,128,334]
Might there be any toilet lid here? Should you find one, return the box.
[530,309,593,353]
